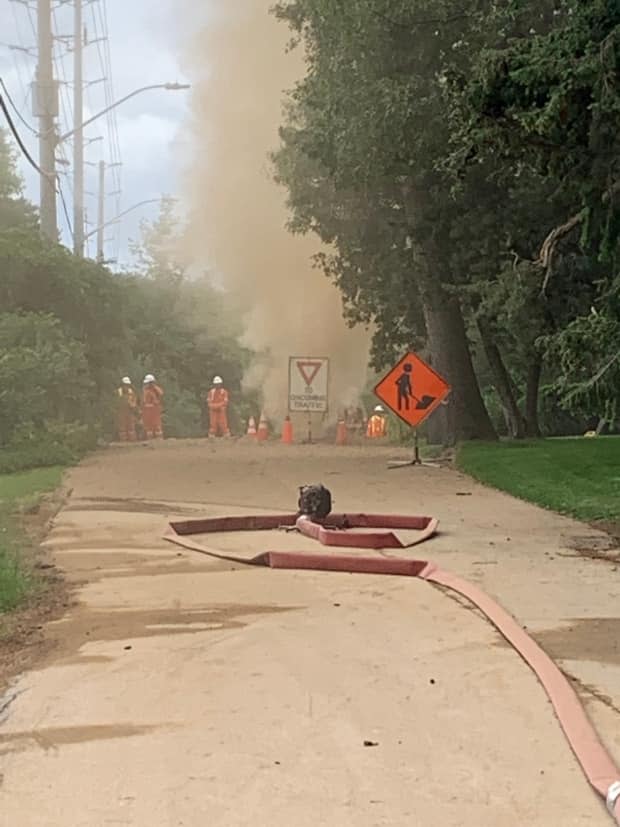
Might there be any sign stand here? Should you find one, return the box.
[288,357,329,441]
[387,430,440,470]
[374,352,451,471]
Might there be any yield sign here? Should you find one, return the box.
[297,360,323,387]
[374,352,451,429]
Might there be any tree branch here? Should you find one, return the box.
[538,209,585,295]
[538,179,620,296]
[565,350,620,403]
[590,350,620,386]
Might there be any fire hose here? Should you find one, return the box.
[164,510,620,822]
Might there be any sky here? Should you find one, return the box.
[0,0,189,269]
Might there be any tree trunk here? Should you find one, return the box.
[525,354,543,437]
[424,396,451,445]
[477,320,527,439]
[415,267,497,444]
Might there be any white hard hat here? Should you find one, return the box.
[374,405,384,413]
[122,377,131,385]
[144,374,155,384]
[213,376,223,385]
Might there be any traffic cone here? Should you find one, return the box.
[281,416,293,445]
[246,416,257,438]
[335,419,347,446]
[257,412,269,442]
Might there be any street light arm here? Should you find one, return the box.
[83,198,163,242]
[59,83,190,143]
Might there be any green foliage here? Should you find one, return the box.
[272,0,450,369]
[272,0,619,437]
[0,466,65,615]
[546,302,620,424]
[0,466,64,502]
[0,130,250,461]
[159,383,203,440]
[458,437,620,522]
[0,312,92,444]
[449,0,620,420]
[273,0,504,441]
[0,129,37,232]
[0,523,34,613]
[459,1,620,253]
[0,423,98,474]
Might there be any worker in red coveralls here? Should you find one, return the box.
[207,375,231,438]
[367,405,388,439]
[142,374,164,439]
[116,376,139,442]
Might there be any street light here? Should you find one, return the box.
[60,81,190,257]
[59,82,190,144]
[84,197,177,263]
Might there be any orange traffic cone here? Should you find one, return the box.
[282,416,293,445]
[257,412,269,442]
[335,419,347,446]
[246,416,257,438]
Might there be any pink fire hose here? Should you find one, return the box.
[164,512,620,822]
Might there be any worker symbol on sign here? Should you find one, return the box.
[396,363,436,412]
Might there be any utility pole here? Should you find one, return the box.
[35,0,58,240]
[73,0,84,256]
[96,160,105,263]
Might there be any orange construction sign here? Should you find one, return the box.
[374,352,451,429]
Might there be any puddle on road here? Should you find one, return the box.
[49,603,302,657]
[65,497,203,516]
[53,551,239,581]
[0,722,171,756]
[562,534,620,563]
[47,539,167,552]
[533,618,620,666]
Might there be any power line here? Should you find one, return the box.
[90,0,123,259]
[0,76,39,135]
[0,90,47,176]
[1,85,73,243]
[44,0,78,247]
[7,0,36,111]
[58,180,74,240]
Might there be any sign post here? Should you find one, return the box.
[374,352,451,468]
[288,357,330,443]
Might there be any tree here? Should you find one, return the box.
[0,312,91,444]
[125,202,251,436]
[273,0,501,442]
[0,137,252,450]
[458,0,619,264]
[0,128,38,231]
[451,0,620,424]
[132,196,185,285]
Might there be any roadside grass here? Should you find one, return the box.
[457,437,620,523]
[0,467,65,614]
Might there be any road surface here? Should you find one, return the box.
[1,441,619,826]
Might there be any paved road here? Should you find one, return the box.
[1,441,618,825]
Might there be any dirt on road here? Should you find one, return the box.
[1,440,619,826]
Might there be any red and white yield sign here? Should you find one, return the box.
[289,357,329,413]
[375,352,451,429]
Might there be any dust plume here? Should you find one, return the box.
[180,0,370,422]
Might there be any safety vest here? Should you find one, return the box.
[118,387,138,409]
[143,384,163,408]
[208,388,229,408]
[367,415,387,438]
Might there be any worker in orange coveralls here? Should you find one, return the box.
[207,375,231,438]
[117,376,139,442]
[142,374,164,439]
[367,405,388,439]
